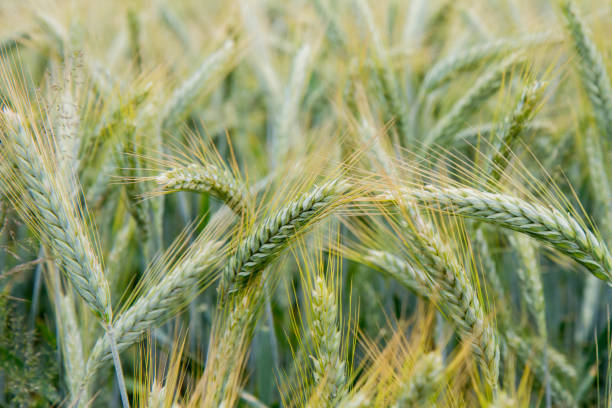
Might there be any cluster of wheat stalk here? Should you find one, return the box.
[1,0,612,407]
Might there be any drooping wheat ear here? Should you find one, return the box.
[59,294,85,398]
[85,239,221,375]
[400,206,499,391]
[421,32,552,93]
[507,234,546,338]
[489,81,544,182]
[1,110,112,321]
[309,275,346,406]
[561,0,612,139]
[364,249,431,299]
[424,54,523,148]
[156,163,247,213]
[504,331,576,407]
[161,39,235,130]
[394,352,443,407]
[405,186,612,283]
[220,179,349,296]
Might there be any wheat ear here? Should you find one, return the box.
[508,233,547,338]
[560,0,612,140]
[405,207,499,391]
[85,240,220,374]
[1,110,112,321]
[489,81,544,182]
[421,32,552,93]
[404,186,612,283]
[156,163,246,213]
[309,275,346,406]
[220,179,349,296]
[161,39,235,129]
[393,352,443,407]
[424,54,523,148]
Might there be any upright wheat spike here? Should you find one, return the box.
[1,110,112,321]
[309,275,346,406]
[560,0,612,140]
[161,39,235,129]
[403,186,612,283]
[508,234,547,338]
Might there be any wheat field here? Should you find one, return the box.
[0,0,611,406]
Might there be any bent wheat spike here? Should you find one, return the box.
[156,163,246,213]
[404,186,612,282]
